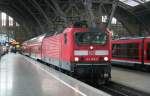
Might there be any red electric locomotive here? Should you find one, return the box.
[22,23,112,83]
[112,37,150,70]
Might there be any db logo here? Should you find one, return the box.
[88,51,95,55]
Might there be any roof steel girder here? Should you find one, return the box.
[30,0,52,28]
[83,0,96,27]
[17,0,44,33]
[10,2,38,36]
[106,0,118,29]
[49,0,68,26]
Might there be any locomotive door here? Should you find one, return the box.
[59,36,62,69]
[144,38,150,65]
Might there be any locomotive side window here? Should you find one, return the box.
[147,43,150,60]
[75,32,107,45]
[112,43,139,59]
[64,33,67,44]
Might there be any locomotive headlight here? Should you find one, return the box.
[90,46,93,50]
[74,57,79,62]
[104,57,109,61]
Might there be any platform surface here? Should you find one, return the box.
[112,67,150,93]
[0,53,110,96]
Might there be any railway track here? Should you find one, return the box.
[79,78,150,96]
[112,65,150,73]
[99,82,150,96]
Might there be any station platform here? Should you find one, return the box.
[0,53,110,96]
[111,67,150,94]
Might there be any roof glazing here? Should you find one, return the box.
[120,0,150,7]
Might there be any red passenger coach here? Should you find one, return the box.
[22,34,45,59]
[144,38,150,66]
[22,24,112,82]
[112,37,150,69]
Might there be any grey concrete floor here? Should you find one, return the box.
[0,53,110,96]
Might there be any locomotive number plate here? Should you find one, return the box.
[88,50,95,55]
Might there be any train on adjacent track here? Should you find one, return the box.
[21,23,112,83]
[111,37,150,70]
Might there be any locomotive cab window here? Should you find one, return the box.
[64,33,67,44]
[75,32,107,45]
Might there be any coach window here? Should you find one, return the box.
[112,43,139,59]
[64,33,67,44]
[147,43,150,60]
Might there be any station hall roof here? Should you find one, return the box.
[0,0,150,40]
